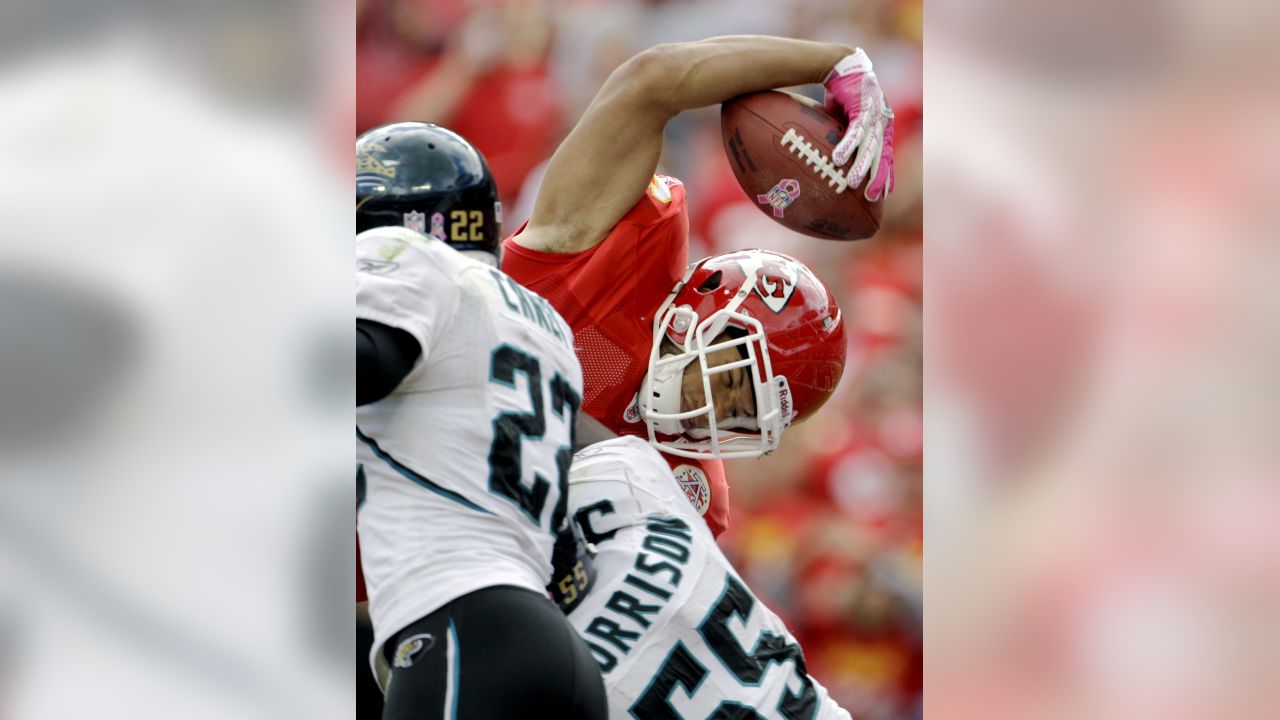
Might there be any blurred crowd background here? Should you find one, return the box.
[7,0,1272,718]
[0,2,354,717]
[925,1,1280,718]
[357,0,924,717]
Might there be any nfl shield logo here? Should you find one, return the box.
[623,393,641,424]
[403,211,427,234]
[756,178,800,218]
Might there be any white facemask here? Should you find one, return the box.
[637,261,795,459]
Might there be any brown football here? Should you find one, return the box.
[721,90,883,241]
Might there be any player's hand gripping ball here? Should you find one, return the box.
[823,48,895,202]
[722,86,889,241]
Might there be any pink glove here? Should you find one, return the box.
[824,48,895,201]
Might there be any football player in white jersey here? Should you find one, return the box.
[356,122,606,719]
[559,436,853,720]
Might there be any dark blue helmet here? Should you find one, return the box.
[356,122,501,257]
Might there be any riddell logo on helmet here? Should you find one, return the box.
[778,379,795,424]
[753,259,799,313]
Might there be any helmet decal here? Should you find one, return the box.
[356,150,395,182]
[753,256,799,313]
[403,210,426,234]
[776,376,795,423]
[623,393,641,424]
[429,212,446,242]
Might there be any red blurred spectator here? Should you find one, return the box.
[357,0,563,204]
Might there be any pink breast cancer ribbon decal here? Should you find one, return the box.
[757,178,801,218]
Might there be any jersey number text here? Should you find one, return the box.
[633,574,818,719]
[488,345,580,533]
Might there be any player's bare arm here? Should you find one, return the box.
[517,36,855,254]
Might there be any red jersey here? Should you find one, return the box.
[501,175,731,536]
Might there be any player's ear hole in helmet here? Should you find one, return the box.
[695,270,723,294]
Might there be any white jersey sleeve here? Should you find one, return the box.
[565,437,852,720]
[356,226,458,369]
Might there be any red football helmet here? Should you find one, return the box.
[639,249,846,458]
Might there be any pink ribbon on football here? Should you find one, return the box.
[757,179,801,218]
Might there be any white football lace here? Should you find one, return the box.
[779,127,856,194]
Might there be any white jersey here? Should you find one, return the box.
[356,226,583,687]
[565,437,851,720]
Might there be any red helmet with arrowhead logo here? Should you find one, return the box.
[640,249,846,459]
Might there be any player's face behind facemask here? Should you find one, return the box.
[639,249,844,460]
[641,318,792,460]
[665,331,757,434]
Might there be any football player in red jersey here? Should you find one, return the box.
[502,36,895,535]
